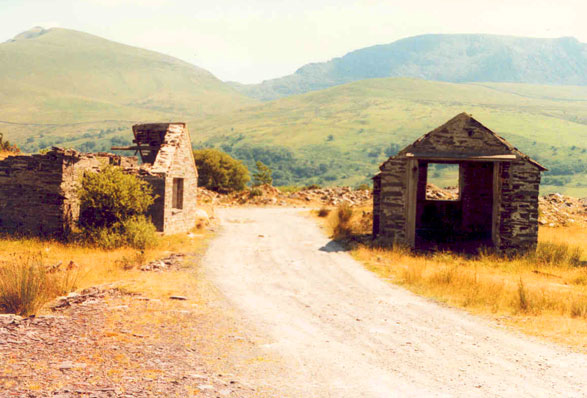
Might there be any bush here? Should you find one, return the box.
[252,161,273,186]
[332,203,354,239]
[78,166,157,249]
[249,188,263,197]
[78,166,154,229]
[121,215,158,249]
[355,183,370,191]
[194,148,250,193]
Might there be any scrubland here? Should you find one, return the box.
[321,205,587,349]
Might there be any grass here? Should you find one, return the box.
[189,78,587,192]
[0,229,211,316]
[320,205,587,349]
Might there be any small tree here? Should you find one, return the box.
[252,161,272,186]
[77,166,157,248]
[193,148,250,193]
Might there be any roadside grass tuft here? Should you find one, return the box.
[0,253,80,316]
[331,203,355,239]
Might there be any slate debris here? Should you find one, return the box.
[0,287,254,397]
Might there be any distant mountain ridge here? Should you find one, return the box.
[231,34,587,100]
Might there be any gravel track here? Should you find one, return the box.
[203,207,586,398]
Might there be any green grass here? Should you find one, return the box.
[1,29,585,194]
[189,78,587,192]
[0,27,256,145]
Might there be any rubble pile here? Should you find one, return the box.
[538,193,587,227]
[425,184,459,200]
[200,184,373,207]
[50,286,127,310]
[197,187,222,204]
[139,253,186,272]
[287,186,372,206]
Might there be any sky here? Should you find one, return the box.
[0,0,586,83]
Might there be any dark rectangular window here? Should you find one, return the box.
[172,178,184,209]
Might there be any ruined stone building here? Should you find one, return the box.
[0,122,198,237]
[372,113,546,254]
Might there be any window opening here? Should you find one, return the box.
[425,163,459,200]
[172,178,184,209]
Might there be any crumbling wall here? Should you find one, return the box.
[0,149,138,238]
[498,160,541,254]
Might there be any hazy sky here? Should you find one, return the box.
[1,0,585,83]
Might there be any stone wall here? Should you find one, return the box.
[0,148,139,238]
[372,174,381,236]
[498,160,542,254]
[376,157,409,244]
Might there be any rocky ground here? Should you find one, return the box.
[539,193,587,227]
[0,264,256,397]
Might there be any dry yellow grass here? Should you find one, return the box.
[0,228,212,315]
[317,205,587,349]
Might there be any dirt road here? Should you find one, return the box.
[203,207,586,397]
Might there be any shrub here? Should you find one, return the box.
[78,166,157,249]
[252,161,273,186]
[332,203,354,239]
[78,166,154,230]
[120,215,158,249]
[0,254,78,316]
[249,188,263,197]
[355,183,370,191]
[194,148,250,193]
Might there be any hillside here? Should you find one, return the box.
[232,34,587,101]
[0,27,256,149]
[190,78,587,196]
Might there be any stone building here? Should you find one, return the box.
[116,122,199,235]
[0,122,198,237]
[372,113,546,254]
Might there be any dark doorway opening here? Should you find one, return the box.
[414,161,494,252]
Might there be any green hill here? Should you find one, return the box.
[232,34,587,101]
[191,78,587,196]
[0,27,256,149]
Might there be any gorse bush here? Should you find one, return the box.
[78,166,157,249]
[194,148,250,193]
[79,166,154,229]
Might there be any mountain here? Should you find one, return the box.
[231,34,587,101]
[0,27,256,145]
[191,78,587,196]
